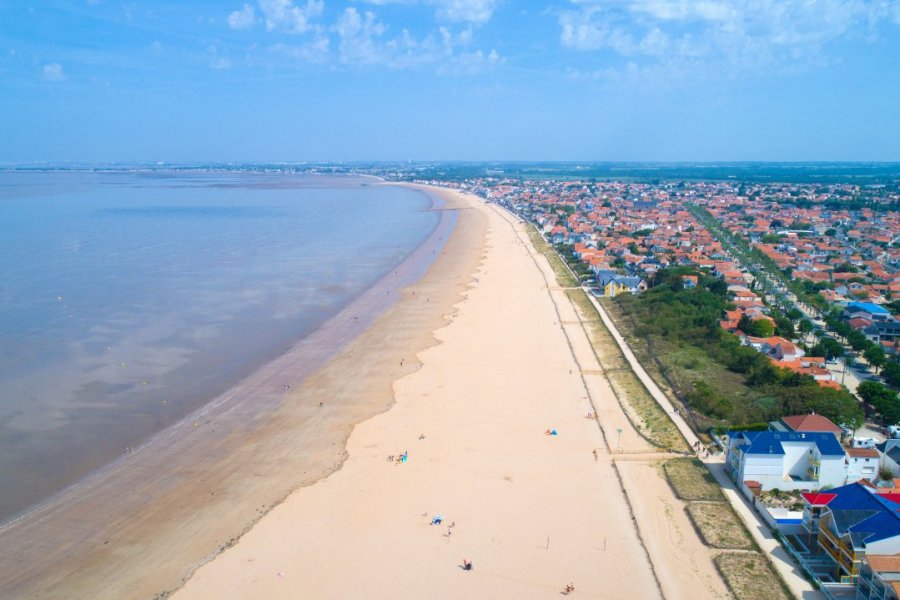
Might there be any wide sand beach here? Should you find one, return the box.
[174,187,664,599]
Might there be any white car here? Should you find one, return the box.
[851,437,877,449]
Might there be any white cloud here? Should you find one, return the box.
[258,0,324,34]
[271,34,331,63]
[355,0,500,24]
[335,7,387,64]
[227,1,501,70]
[332,6,500,69]
[228,4,257,29]
[427,0,500,24]
[41,63,66,82]
[560,0,900,72]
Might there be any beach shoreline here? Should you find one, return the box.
[173,187,665,600]
[0,184,481,599]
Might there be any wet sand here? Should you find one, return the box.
[0,187,475,599]
[174,189,663,599]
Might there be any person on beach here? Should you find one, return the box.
[564,583,575,594]
[462,559,473,571]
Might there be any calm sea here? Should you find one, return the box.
[0,170,440,522]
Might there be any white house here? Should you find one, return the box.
[726,430,847,491]
[846,448,881,483]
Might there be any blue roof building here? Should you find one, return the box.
[725,430,847,492]
[847,302,890,315]
[804,482,900,584]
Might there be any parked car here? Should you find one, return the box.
[852,437,877,449]
[888,425,900,439]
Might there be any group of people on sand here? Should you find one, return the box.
[386,451,408,464]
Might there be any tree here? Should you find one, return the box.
[811,338,844,360]
[777,385,864,430]
[798,318,813,336]
[858,381,900,425]
[834,263,858,273]
[883,360,900,389]
[772,314,796,339]
[739,314,775,338]
[864,344,887,372]
[847,330,869,352]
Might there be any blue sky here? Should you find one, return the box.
[1,0,899,162]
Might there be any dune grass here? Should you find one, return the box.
[662,458,723,502]
[714,552,792,600]
[685,502,755,550]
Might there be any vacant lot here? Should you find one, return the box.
[714,552,792,600]
[686,502,755,550]
[663,458,723,502]
[604,297,766,428]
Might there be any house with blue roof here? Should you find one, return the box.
[845,302,892,321]
[725,430,847,491]
[801,482,900,583]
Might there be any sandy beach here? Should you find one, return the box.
[174,188,667,599]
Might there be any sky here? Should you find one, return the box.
[1,0,900,163]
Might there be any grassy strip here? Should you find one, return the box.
[714,553,792,600]
[566,289,686,450]
[662,458,723,501]
[686,503,755,550]
[525,225,579,287]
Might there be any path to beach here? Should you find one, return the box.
[175,189,721,599]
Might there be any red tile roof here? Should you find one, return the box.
[847,448,880,458]
[781,414,843,434]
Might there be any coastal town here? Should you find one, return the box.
[394,173,900,599]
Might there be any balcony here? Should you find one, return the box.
[820,537,842,565]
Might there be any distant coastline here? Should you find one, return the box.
[3,161,899,184]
